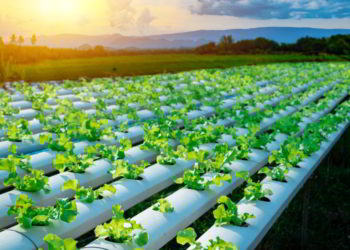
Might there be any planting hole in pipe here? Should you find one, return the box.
[259,196,271,202]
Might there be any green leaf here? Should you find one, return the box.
[174,177,184,184]
[8,194,77,228]
[4,169,50,193]
[9,144,17,154]
[56,199,78,223]
[95,205,147,245]
[213,195,254,226]
[207,237,238,250]
[112,204,124,219]
[176,227,197,246]
[152,199,174,213]
[99,184,117,194]
[39,133,52,145]
[43,233,77,250]
[61,179,79,191]
[235,170,249,180]
[135,231,149,246]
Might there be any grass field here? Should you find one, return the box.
[14,53,345,82]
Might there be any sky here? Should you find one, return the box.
[1,0,350,38]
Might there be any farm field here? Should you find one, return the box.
[0,62,349,250]
[12,53,345,82]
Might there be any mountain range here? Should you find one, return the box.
[31,27,350,49]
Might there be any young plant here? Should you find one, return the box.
[141,121,176,153]
[22,85,56,112]
[95,205,148,247]
[175,169,231,191]
[4,169,50,193]
[206,237,238,250]
[176,227,201,249]
[0,149,32,173]
[250,132,277,150]
[0,92,20,117]
[53,153,94,173]
[43,234,77,250]
[109,160,149,180]
[259,166,288,182]
[232,133,255,160]
[156,151,177,165]
[176,227,237,250]
[141,120,179,165]
[112,104,140,122]
[236,171,273,201]
[187,149,211,172]
[5,119,33,142]
[31,94,52,112]
[40,133,74,152]
[268,138,306,168]
[152,199,174,213]
[70,116,114,142]
[115,120,129,133]
[41,109,114,143]
[61,179,116,203]
[235,109,265,128]
[213,196,255,226]
[85,138,132,162]
[208,143,241,173]
[179,125,226,152]
[8,194,78,228]
[272,115,301,135]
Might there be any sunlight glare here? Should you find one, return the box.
[38,0,78,18]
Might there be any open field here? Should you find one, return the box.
[13,53,346,82]
[0,62,349,250]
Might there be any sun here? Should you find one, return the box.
[38,0,78,18]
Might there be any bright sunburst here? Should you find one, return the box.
[38,0,78,18]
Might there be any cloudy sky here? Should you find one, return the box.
[1,0,350,37]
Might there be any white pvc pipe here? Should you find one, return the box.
[2,92,296,242]
[0,83,279,170]
[0,78,342,248]
[81,96,348,250]
[0,102,228,190]
[0,130,240,250]
[82,148,274,250]
[0,79,337,192]
[0,80,246,139]
[194,121,349,250]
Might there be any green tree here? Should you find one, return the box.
[220,35,234,45]
[18,35,24,46]
[0,39,11,82]
[196,41,217,54]
[327,35,350,55]
[218,35,234,53]
[31,34,37,46]
[10,34,17,44]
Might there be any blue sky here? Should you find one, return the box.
[0,0,350,37]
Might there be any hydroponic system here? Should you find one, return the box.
[0,62,349,250]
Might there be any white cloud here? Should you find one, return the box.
[106,0,136,30]
[136,8,155,33]
[106,0,156,33]
[191,0,350,19]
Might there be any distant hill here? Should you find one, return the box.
[31,27,350,49]
[77,44,93,50]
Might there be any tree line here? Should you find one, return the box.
[0,33,350,68]
[196,34,350,56]
[0,34,37,46]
